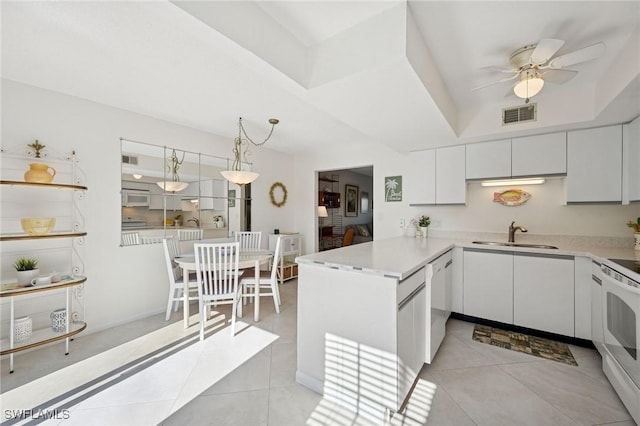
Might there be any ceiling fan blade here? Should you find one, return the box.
[472,73,519,91]
[541,69,578,84]
[530,39,565,65]
[547,42,605,69]
[479,65,517,74]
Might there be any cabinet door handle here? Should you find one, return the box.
[398,282,426,310]
[445,260,453,268]
[592,274,602,286]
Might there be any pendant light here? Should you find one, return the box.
[221,117,279,185]
[157,149,189,192]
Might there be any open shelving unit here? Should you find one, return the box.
[0,146,87,373]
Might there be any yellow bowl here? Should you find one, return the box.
[21,218,55,235]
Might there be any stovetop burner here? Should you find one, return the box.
[609,258,640,274]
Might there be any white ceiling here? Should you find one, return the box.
[2,1,638,154]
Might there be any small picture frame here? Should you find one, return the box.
[228,189,236,207]
[345,184,358,217]
[385,176,402,202]
[360,191,370,214]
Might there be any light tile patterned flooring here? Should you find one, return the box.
[1,279,634,425]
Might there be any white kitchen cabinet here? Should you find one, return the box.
[406,149,436,205]
[512,132,566,177]
[451,247,464,313]
[513,253,574,336]
[567,125,622,203]
[465,139,511,180]
[436,145,466,204]
[574,256,592,340]
[623,116,640,204]
[199,179,226,211]
[463,249,513,324]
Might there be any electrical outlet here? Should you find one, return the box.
[400,218,405,228]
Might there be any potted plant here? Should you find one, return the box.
[628,217,640,251]
[412,215,431,238]
[14,257,39,285]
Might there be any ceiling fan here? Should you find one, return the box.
[472,39,605,103]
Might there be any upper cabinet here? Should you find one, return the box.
[566,125,622,203]
[466,132,567,180]
[407,145,465,205]
[511,132,566,177]
[199,179,226,211]
[623,116,640,204]
[465,140,511,180]
[436,145,466,205]
[405,149,435,205]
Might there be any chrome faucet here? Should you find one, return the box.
[508,221,527,242]
[187,218,200,227]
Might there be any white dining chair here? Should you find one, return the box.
[194,242,243,339]
[234,231,262,251]
[178,228,204,241]
[240,235,282,313]
[162,237,199,321]
[121,231,140,246]
[141,234,164,245]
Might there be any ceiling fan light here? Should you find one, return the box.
[514,77,544,99]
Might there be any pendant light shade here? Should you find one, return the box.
[513,70,544,100]
[221,117,279,186]
[156,181,189,192]
[157,149,189,193]
[220,170,260,185]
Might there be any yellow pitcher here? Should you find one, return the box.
[24,163,56,183]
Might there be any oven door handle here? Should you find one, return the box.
[602,271,640,295]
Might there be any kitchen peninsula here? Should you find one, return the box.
[295,235,639,421]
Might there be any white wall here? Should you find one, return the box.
[2,79,294,333]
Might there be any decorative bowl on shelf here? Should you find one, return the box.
[21,217,56,235]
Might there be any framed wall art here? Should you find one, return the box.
[345,184,358,217]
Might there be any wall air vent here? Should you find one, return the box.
[502,103,537,126]
[122,154,138,165]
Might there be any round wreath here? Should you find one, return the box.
[269,182,288,207]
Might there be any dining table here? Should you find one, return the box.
[174,247,273,328]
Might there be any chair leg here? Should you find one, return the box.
[231,298,237,336]
[271,281,280,314]
[165,287,176,321]
[173,288,182,312]
[199,300,205,341]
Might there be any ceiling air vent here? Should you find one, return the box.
[122,154,138,165]
[502,103,537,126]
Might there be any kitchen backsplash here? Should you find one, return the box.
[121,207,227,228]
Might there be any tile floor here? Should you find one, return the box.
[1,279,634,426]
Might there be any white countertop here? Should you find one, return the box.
[296,236,639,281]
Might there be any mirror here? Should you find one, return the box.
[120,139,250,245]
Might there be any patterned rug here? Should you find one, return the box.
[472,324,578,366]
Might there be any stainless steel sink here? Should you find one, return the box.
[472,241,559,249]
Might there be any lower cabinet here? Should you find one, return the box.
[463,249,513,324]
[463,248,577,338]
[513,253,574,336]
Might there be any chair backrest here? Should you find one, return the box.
[178,228,203,241]
[194,242,240,298]
[121,231,140,246]
[342,228,355,247]
[270,236,283,282]
[162,236,182,282]
[235,231,262,250]
[141,235,164,245]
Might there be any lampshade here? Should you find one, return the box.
[318,206,329,218]
[513,77,544,99]
[156,181,189,192]
[220,170,260,185]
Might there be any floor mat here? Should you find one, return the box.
[472,324,578,366]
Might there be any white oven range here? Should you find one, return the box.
[600,258,640,424]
